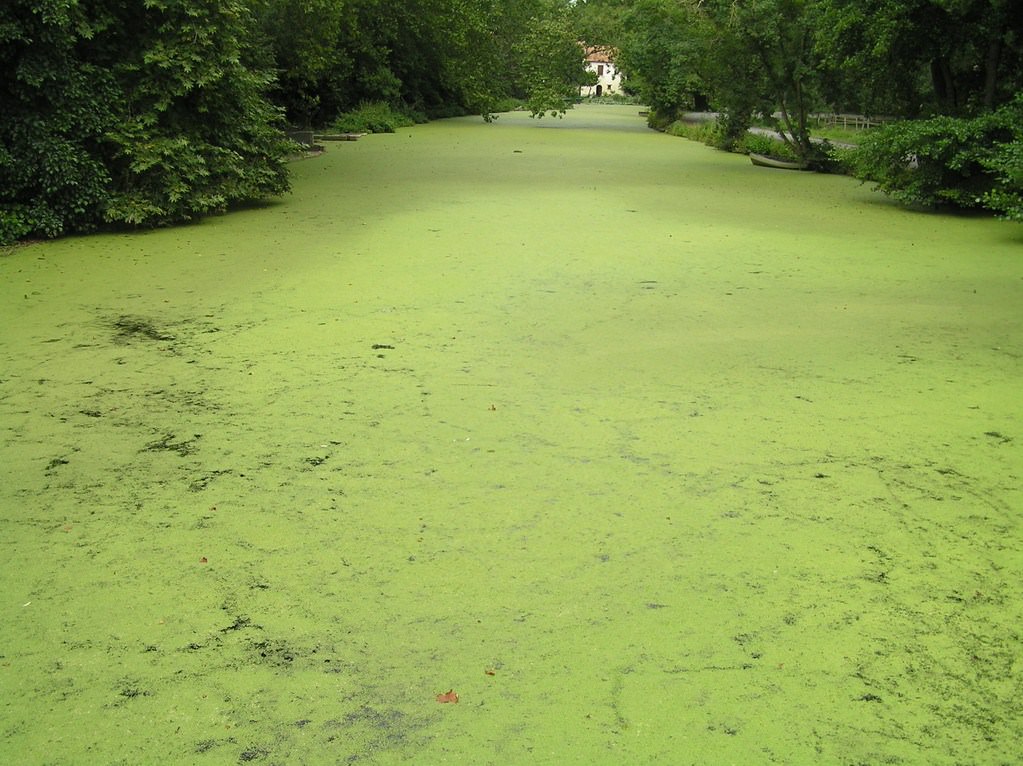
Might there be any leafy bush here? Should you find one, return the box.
[645,110,676,131]
[710,110,754,152]
[0,8,119,244]
[332,102,418,134]
[980,94,1023,222]
[584,94,645,106]
[823,144,857,176]
[0,0,292,245]
[850,100,1022,217]
[665,119,716,143]
[740,133,799,161]
[982,140,1023,222]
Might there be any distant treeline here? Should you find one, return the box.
[3,0,1021,244]
[574,0,1023,221]
[0,0,586,243]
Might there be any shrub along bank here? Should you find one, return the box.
[656,96,1023,223]
[0,0,588,245]
[851,95,1023,222]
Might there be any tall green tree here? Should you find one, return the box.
[249,0,349,126]
[515,3,592,116]
[1,0,292,244]
[615,0,704,117]
[102,0,292,225]
[429,0,511,117]
[1,0,117,240]
[614,0,825,160]
[570,0,630,48]
[832,2,1023,218]
[254,0,589,125]
[981,94,1023,221]
[690,0,824,160]
[817,0,1023,116]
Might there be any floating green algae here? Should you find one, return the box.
[1,105,1021,764]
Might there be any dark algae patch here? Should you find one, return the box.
[111,314,176,343]
[1,106,1021,764]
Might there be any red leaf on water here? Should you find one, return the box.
[435,689,459,703]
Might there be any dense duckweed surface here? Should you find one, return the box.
[1,105,1020,764]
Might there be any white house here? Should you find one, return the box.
[580,46,622,97]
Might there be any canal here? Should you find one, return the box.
[1,104,1020,764]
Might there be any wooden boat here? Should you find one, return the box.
[749,152,808,170]
[317,132,366,142]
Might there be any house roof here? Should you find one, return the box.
[582,45,616,64]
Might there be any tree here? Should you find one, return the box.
[101,0,292,225]
[693,0,825,161]
[515,4,592,117]
[1,0,292,244]
[816,0,1023,116]
[829,2,1022,218]
[0,0,117,240]
[570,0,628,43]
[248,0,349,127]
[429,0,511,118]
[615,0,705,117]
[252,0,589,125]
[981,94,1023,221]
[613,0,825,161]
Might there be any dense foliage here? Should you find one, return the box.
[331,102,419,135]
[817,0,1023,116]
[574,0,1023,217]
[251,0,588,126]
[852,94,1023,218]
[1,0,292,244]
[610,0,702,117]
[576,0,829,159]
[1,0,587,244]
[3,0,1021,241]
[1,1,114,242]
[981,99,1023,222]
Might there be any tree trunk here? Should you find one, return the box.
[983,35,1001,111]
[930,57,958,112]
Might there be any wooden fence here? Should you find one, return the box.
[813,113,895,130]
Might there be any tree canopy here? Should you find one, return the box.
[3,0,1022,243]
[1,0,292,243]
[1,0,587,244]
[579,0,1022,212]
[594,0,1022,121]
[817,0,1023,116]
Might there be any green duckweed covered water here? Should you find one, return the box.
[1,105,1021,764]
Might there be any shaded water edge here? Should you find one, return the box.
[1,105,1021,764]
